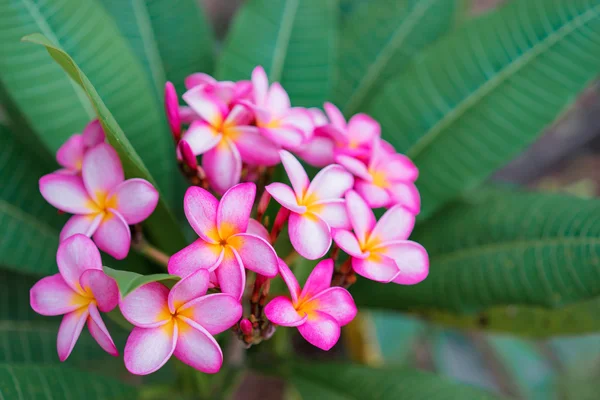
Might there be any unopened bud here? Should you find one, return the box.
[256,191,271,222]
[240,318,253,335]
[164,82,181,142]
[178,140,197,170]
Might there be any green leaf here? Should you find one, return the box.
[0,363,136,399]
[103,266,179,297]
[289,361,501,399]
[0,0,176,200]
[368,0,600,217]
[216,0,337,107]
[22,33,186,255]
[0,270,44,323]
[353,189,600,313]
[334,0,465,115]
[100,0,215,96]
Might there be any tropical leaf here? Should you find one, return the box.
[103,266,179,297]
[23,33,187,255]
[352,189,600,314]
[0,0,176,200]
[288,361,501,399]
[334,0,465,115]
[216,0,337,107]
[0,270,43,323]
[368,0,600,217]
[100,0,215,96]
[0,363,136,399]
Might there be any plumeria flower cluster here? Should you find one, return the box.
[30,66,428,378]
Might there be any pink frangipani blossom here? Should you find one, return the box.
[30,235,119,361]
[265,150,353,260]
[120,269,242,375]
[39,143,159,259]
[336,138,420,213]
[332,190,428,284]
[168,183,278,300]
[294,107,336,167]
[55,120,105,174]
[264,259,357,351]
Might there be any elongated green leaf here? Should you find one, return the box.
[0,363,136,399]
[0,270,43,323]
[23,33,186,254]
[289,361,500,399]
[216,0,337,107]
[0,0,176,200]
[103,266,179,297]
[335,0,465,115]
[369,0,600,217]
[100,0,215,96]
[353,189,600,313]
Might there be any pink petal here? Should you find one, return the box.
[308,107,328,127]
[352,254,399,283]
[87,302,118,356]
[300,259,333,300]
[234,80,253,100]
[264,296,306,327]
[335,155,371,181]
[355,180,391,208]
[82,143,124,204]
[82,120,105,148]
[252,66,269,106]
[347,114,380,146]
[265,183,305,213]
[203,138,242,195]
[182,86,227,127]
[177,293,242,335]
[59,213,103,242]
[345,190,376,246]
[297,311,340,351]
[168,269,210,314]
[260,126,305,149]
[387,182,421,215]
[323,102,346,130]
[332,229,365,259]
[30,274,88,316]
[181,121,221,156]
[228,233,278,277]
[281,108,314,137]
[375,241,429,285]
[247,218,270,241]
[57,307,90,361]
[185,73,216,90]
[215,247,245,300]
[119,282,171,328]
[308,287,357,326]
[288,212,331,260]
[57,234,102,294]
[233,126,281,166]
[79,269,118,312]
[56,134,84,171]
[39,173,97,214]
[295,134,335,167]
[383,154,418,182]
[266,82,291,115]
[224,104,253,126]
[305,165,353,203]
[309,200,350,229]
[93,211,131,260]
[174,317,223,373]
[369,205,415,244]
[108,178,159,225]
[279,150,309,198]
[165,82,181,139]
[179,106,200,123]
[167,239,224,278]
[277,259,300,303]
[184,186,219,244]
[124,322,177,375]
[217,182,255,239]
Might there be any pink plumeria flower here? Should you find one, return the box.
[264,259,357,351]
[180,84,280,194]
[30,235,119,361]
[294,108,336,167]
[55,120,105,174]
[336,138,420,213]
[120,269,242,375]
[168,183,278,300]
[185,73,252,105]
[333,191,428,284]
[39,143,159,259]
[265,151,353,260]
[249,66,313,149]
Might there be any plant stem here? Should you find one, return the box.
[133,238,170,269]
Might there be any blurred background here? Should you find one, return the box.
[200,0,600,398]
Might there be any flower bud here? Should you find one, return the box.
[240,318,253,335]
[178,140,197,170]
[164,81,181,142]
